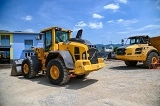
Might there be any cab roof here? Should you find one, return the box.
[41,26,72,33]
[128,35,149,39]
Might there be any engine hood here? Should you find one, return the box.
[118,44,140,49]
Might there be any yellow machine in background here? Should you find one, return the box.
[12,27,105,85]
[116,35,160,68]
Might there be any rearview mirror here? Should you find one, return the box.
[121,39,124,46]
[39,33,44,40]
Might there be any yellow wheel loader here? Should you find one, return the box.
[11,27,105,85]
[116,35,160,68]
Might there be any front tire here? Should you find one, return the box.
[21,56,41,78]
[124,61,138,67]
[143,52,158,68]
[46,59,70,85]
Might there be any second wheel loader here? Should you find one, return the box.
[12,26,105,85]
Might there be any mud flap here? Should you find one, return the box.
[11,59,24,76]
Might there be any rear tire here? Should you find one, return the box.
[124,61,137,67]
[46,59,70,85]
[143,52,158,68]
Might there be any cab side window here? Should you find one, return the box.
[45,31,52,51]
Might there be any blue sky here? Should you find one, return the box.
[0,0,160,44]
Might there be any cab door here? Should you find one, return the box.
[44,29,59,51]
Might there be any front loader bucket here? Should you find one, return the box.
[11,59,24,76]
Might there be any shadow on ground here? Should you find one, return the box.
[16,75,98,90]
[0,64,12,69]
[65,78,98,90]
[109,64,147,71]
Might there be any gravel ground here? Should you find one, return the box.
[0,60,160,106]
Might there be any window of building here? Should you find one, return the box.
[1,35,10,45]
[0,48,10,64]
[24,40,33,49]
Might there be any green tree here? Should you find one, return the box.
[114,47,118,52]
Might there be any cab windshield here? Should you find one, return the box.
[126,37,146,45]
[55,31,69,43]
[44,30,69,51]
[130,37,140,44]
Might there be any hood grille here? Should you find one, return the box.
[117,48,126,55]
[87,46,98,64]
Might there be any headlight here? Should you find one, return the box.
[82,52,87,60]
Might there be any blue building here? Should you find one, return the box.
[0,30,43,64]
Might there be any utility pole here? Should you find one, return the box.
[110,41,112,45]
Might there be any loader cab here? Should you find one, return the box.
[41,27,72,52]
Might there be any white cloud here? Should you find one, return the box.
[107,20,114,23]
[25,29,34,32]
[89,22,103,29]
[75,21,87,27]
[117,19,138,25]
[118,0,128,4]
[154,18,160,21]
[137,24,160,31]
[117,19,124,23]
[125,27,133,30]
[107,19,138,25]
[130,32,150,37]
[22,15,32,21]
[104,4,119,12]
[93,13,104,19]
[72,27,82,32]
[118,31,129,34]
